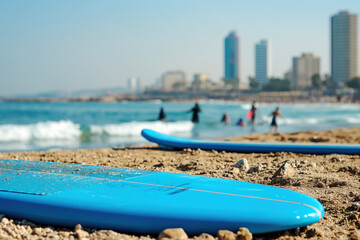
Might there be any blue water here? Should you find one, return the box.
[0,101,359,151]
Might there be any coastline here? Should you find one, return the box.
[1,89,359,104]
[0,127,359,239]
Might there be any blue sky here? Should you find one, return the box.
[0,0,359,96]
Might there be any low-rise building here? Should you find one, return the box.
[161,71,189,92]
[292,53,320,89]
[192,73,213,90]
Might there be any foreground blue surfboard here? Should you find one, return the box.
[141,129,360,154]
[0,159,323,235]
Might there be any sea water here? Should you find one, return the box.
[0,101,359,151]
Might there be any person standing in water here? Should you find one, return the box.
[221,113,230,124]
[269,107,282,133]
[158,107,166,121]
[249,101,257,126]
[188,103,201,123]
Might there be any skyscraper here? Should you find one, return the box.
[255,40,272,85]
[331,11,358,84]
[128,77,141,93]
[292,53,320,89]
[224,31,240,89]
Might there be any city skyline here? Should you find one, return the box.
[0,1,360,96]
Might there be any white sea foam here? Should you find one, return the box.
[264,117,320,125]
[90,121,194,136]
[347,117,360,124]
[0,120,82,142]
[0,120,194,143]
[288,118,318,124]
[241,104,252,110]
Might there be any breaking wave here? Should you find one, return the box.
[0,120,82,142]
[0,120,194,142]
[90,121,194,136]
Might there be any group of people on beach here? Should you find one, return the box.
[159,101,283,133]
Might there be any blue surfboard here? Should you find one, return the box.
[141,129,360,155]
[0,159,323,235]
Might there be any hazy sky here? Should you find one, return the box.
[0,0,359,96]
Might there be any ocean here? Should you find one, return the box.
[0,101,359,152]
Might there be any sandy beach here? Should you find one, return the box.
[0,127,359,240]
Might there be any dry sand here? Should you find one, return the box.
[0,127,359,240]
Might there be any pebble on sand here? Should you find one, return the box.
[236,228,252,240]
[194,233,216,240]
[233,158,249,171]
[158,228,188,240]
[218,230,236,240]
[0,217,9,225]
[75,224,89,240]
[247,164,263,174]
[272,161,297,178]
[330,156,342,162]
[76,229,89,240]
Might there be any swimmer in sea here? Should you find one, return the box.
[158,107,166,121]
[188,103,201,123]
[221,113,230,124]
[236,118,247,127]
[269,107,282,133]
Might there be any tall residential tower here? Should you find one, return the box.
[331,11,358,83]
[255,40,272,85]
[224,31,240,89]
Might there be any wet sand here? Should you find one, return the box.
[0,127,359,239]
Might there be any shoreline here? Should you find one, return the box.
[1,88,359,104]
[1,96,358,104]
[0,127,359,239]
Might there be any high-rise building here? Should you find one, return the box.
[255,40,272,85]
[128,77,141,93]
[161,71,188,91]
[331,11,358,83]
[292,53,320,89]
[224,31,240,89]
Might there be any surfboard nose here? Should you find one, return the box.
[294,190,325,222]
[300,201,324,224]
[315,199,325,220]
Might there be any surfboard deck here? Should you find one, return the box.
[141,129,360,155]
[0,159,324,235]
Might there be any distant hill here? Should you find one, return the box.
[6,87,128,99]
[71,87,128,97]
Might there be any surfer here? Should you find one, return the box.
[158,107,166,121]
[236,118,247,127]
[188,103,201,123]
[269,107,282,133]
[247,101,257,126]
[221,113,230,124]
